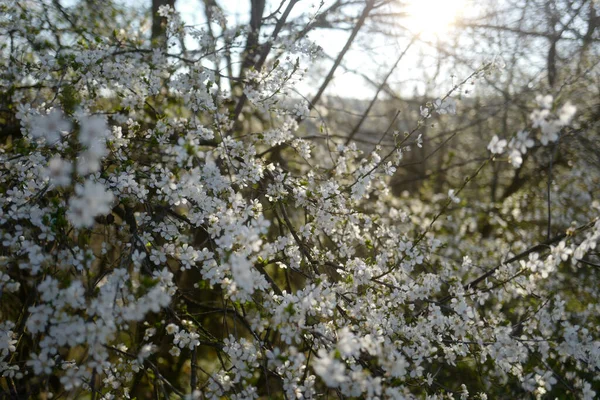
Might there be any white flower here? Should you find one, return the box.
[131,249,146,267]
[487,135,507,154]
[138,344,155,364]
[67,180,115,228]
[150,249,167,265]
[389,352,408,378]
[157,4,174,17]
[460,384,469,400]
[73,114,110,175]
[514,130,534,151]
[166,323,179,335]
[558,102,576,125]
[76,149,104,175]
[45,156,73,187]
[529,96,575,147]
[60,367,83,391]
[507,147,523,168]
[551,241,572,262]
[539,121,560,145]
[173,330,200,349]
[434,98,457,115]
[530,108,551,129]
[448,189,460,204]
[506,131,533,168]
[312,349,346,387]
[30,109,72,144]
[229,253,259,295]
[27,305,51,334]
[582,382,596,400]
[336,327,360,358]
[79,115,109,147]
[27,351,55,375]
[292,102,310,120]
[536,94,553,109]
[0,324,17,355]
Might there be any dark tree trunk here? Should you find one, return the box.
[152,0,176,47]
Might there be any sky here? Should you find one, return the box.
[175,0,482,99]
[87,0,486,100]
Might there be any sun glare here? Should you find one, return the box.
[404,0,466,38]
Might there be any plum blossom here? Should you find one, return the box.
[26,351,55,375]
[448,189,460,204]
[44,156,73,187]
[336,327,360,358]
[1,1,597,398]
[507,130,534,167]
[78,115,110,147]
[30,109,71,144]
[512,130,534,153]
[166,323,179,335]
[487,135,507,154]
[292,102,310,119]
[434,97,457,115]
[158,4,175,17]
[76,114,110,175]
[67,180,114,228]
[530,95,577,145]
[536,94,554,109]
[313,349,347,387]
[0,323,18,358]
[559,101,576,125]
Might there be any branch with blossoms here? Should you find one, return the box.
[0,1,599,399]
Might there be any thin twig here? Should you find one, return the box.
[345,36,417,145]
[438,217,599,304]
[303,0,376,120]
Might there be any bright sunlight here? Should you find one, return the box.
[404,0,466,38]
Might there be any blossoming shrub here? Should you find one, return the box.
[1,1,599,399]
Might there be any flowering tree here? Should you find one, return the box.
[1,0,599,399]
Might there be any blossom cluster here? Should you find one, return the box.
[0,1,598,399]
[488,95,576,167]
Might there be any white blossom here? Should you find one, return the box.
[45,156,73,187]
[67,180,114,228]
[30,109,71,144]
[313,349,347,387]
[487,135,507,154]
